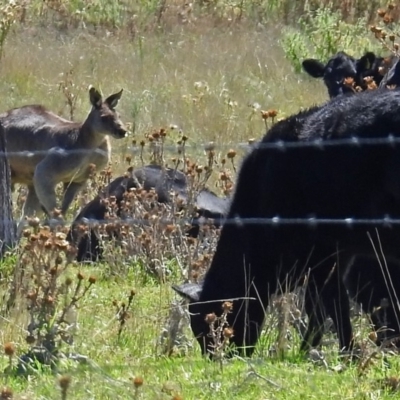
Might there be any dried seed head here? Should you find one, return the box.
[3,343,14,357]
[58,375,72,391]
[25,335,35,345]
[88,276,97,284]
[0,387,13,400]
[227,149,236,159]
[191,271,199,280]
[370,25,382,33]
[223,327,234,339]
[222,301,233,313]
[77,272,85,280]
[377,8,386,17]
[22,229,31,238]
[205,313,217,324]
[26,291,37,301]
[344,77,354,86]
[28,217,40,227]
[56,240,69,250]
[368,331,378,342]
[267,109,278,118]
[133,376,144,388]
[164,224,176,234]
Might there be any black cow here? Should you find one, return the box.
[344,255,400,347]
[67,165,230,262]
[173,88,400,358]
[302,51,383,98]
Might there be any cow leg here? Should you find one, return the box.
[301,269,353,354]
[77,229,103,263]
[323,277,353,353]
[301,285,327,352]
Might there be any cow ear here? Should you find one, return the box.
[302,59,326,78]
[357,52,376,73]
[172,282,203,302]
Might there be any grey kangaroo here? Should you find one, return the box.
[3,86,128,234]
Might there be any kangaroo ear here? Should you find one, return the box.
[89,86,103,108]
[172,282,203,302]
[302,59,326,78]
[105,89,123,109]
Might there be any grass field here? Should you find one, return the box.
[1,1,400,399]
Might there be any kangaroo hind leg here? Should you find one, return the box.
[33,159,59,216]
[17,185,44,237]
[61,181,86,216]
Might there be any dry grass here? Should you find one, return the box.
[1,24,327,171]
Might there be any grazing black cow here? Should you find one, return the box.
[173,88,400,357]
[302,51,383,98]
[67,165,230,262]
[344,255,400,346]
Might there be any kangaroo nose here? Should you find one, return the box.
[116,124,128,138]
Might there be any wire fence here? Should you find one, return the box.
[3,216,400,228]
[1,134,400,158]
[2,134,400,229]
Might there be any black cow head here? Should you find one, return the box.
[302,51,378,98]
[172,281,215,355]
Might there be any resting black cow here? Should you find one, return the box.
[302,51,388,98]
[344,255,400,346]
[67,165,230,262]
[173,88,400,357]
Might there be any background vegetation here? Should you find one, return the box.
[0,0,399,398]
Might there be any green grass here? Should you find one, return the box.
[1,1,400,399]
[1,260,399,399]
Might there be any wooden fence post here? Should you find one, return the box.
[0,122,16,257]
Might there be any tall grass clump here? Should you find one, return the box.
[281,5,381,72]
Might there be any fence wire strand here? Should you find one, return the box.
[1,134,400,158]
[3,134,400,229]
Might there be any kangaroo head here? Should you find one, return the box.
[88,86,128,139]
